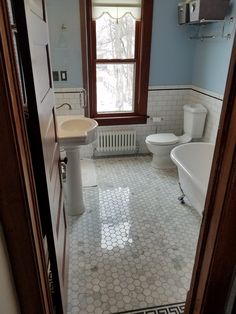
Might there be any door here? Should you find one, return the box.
[80,0,90,117]
[0,1,53,313]
[23,0,68,310]
[12,0,68,312]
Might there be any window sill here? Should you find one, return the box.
[94,115,148,126]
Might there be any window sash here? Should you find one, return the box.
[92,19,140,117]
[96,61,136,114]
[95,12,137,60]
[94,11,138,115]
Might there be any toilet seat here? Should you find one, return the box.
[146,133,179,145]
[146,133,192,146]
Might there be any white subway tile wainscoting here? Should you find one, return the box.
[188,88,223,143]
[55,88,86,116]
[54,86,223,158]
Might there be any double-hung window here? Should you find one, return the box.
[85,0,153,125]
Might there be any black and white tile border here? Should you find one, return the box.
[112,302,185,314]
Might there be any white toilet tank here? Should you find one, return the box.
[183,104,207,138]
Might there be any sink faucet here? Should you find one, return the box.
[56,102,72,110]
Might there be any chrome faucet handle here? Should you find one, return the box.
[79,89,87,109]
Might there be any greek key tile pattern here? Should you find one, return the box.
[67,156,201,314]
[112,302,185,314]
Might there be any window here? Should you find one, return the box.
[85,0,153,125]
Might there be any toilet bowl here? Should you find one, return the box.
[145,104,207,169]
[145,133,191,168]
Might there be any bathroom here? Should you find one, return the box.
[1,0,236,313]
[48,0,235,313]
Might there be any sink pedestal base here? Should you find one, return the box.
[65,147,85,216]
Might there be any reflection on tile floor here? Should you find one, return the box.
[67,156,201,314]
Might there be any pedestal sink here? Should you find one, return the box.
[57,115,98,216]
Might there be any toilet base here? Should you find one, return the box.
[151,154,176,169]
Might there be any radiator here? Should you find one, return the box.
[97,130,137,153]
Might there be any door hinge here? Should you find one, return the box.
[23,106,29,119]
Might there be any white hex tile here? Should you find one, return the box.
[67,156,201,313]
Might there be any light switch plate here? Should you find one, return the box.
[60,71,67,81]
[53,71,59,81]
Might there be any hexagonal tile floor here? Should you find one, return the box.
[66,156,201,314]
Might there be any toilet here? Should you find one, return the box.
[145,104,207,169]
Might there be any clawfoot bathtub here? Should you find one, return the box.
[171,142,215,215]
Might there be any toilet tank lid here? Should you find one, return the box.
[146,133,179,145]
[184,104,207,113]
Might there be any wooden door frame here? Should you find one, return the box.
[185,35,236,313]
[0,2,53,313]
[12,0,66,312]
[1,0,236,312]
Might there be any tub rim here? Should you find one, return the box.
[171,142,215,196]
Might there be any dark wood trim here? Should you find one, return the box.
[185,35,236,313]
[79,0,89,116]
[191,88,223,101]
[83,0,153,126]
[148,87,223,101]
[148,87,192,90]
[95,115,148,125]
[94,111,142,117]
[136,0,153,117]
[134,20,141,113]
[0,1,53,313]
[90,18,97,118]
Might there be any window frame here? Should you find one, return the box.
[86,0,153,126]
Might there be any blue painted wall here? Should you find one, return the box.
[191,1,236,95]
[149,0,195,86]
[47,0,83,88]
[47,0,195,88]
[47,0,236,95]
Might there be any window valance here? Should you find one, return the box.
[92,0,142,20]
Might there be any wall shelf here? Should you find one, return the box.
[187,17,235,40]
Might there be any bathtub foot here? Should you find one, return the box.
[178,196,185,204]
[178,182,185,204]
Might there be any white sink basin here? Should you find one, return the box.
[57,115,98,147]
[56,115,98,215]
